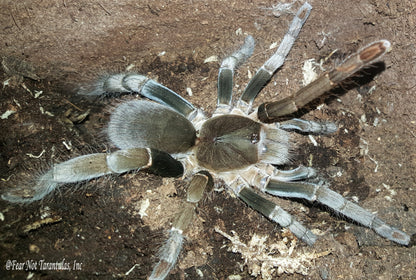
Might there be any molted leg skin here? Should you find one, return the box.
[265,179,410,245]
[217,35,255,110]
[150,172,213,280]
[258,40,392,122]
[235,185,317,246]
[2,148,183,203]
[239,2,312,107]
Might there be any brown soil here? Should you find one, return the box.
[1,1,415,279]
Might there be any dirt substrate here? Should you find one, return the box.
[1,1,415,279]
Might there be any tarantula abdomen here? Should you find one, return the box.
[108,100,196,153]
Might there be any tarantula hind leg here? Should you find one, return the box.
[150,172,213,280]
[1,148,183,203]
[79,73,197,119]
[264,179,411,245]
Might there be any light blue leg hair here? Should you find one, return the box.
[239,2,312,107]
[217,35,255,108]
[79,73,197,118]
[265,179,410,245]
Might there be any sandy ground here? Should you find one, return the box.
[1,0,415,279]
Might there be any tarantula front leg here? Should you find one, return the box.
[150,171,213,280]
[215,35,255,114]
[263,179,411,245]
[238,2,312,110]
[1,148,183,203]
[258,40,392,122]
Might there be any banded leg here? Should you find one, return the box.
[279,118,337,134]
[258,40,392,122]
[1,148,183,203]
[79,73,197,119]
[150,172,213,280]
[235,185,317,246]
[273,166,317,182]
[216,35,255,112]
[264,179,411,245]
[239,2,312,108]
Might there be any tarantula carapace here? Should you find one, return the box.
[2,2,410,279]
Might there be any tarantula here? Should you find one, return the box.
[2,2,410,279]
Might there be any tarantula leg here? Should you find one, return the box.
[235,185,317,246]
[79,73,197,118]
[278,118,337,134]
[273,166,317,181]
[1,148,183,203]
[258,40,392,122]
[216,35,255,111]
[265,179,411,245]
[150,172,213,280]
[239,2,312,108]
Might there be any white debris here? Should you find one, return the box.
[34,90,43,98]
[13,99,21,108]
[125,264,140,276]
[39,106,54,116]
[40,206,52,219]
[2,77,11,88]
[360,114,367,123]
[26,149,45,159]
[316,104,325,110]
[204,55,219,63]
[269,42,278,49]
[302,59,318,86]
[269,1,296,17]
[382,183,397,197]
[359,138,369,156]
[196,268,204,277]
[186,87,193,96]
[126,64,135,71]
[138,198,150,218]
[308,135,318,146]
[228,275,242,280]
[214,227,330,279]
[1,110,16,119]
[62,140,72,150]
[235,27,243,36]
[373,117,379,127]
[247,69,252,79]
[367,85,376,95]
